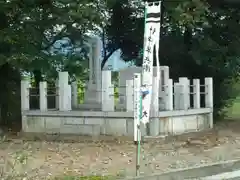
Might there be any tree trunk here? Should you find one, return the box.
[0,63,21,128]
[101,48,119,70]
[33,69,43,90]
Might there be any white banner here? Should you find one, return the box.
[133,73,141,142]
[141,1,161,124]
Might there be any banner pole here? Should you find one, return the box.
[136,2,148,176]
[136,0,162,176]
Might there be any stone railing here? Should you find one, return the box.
[21,70,213,117]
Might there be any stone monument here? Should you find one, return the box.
[84,36,102,105]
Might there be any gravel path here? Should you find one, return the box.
[1,120,240,179]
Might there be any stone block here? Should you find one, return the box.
[26,116,45,133]
[45,117,61,128]
[22,116,28,132]
[159,117,169,135]
[104,118,127,136]
[84,118,104,125]
[184,115,198,131]
[78,125,100,136]
[61,124,101,136]
[45,117,62,133]
[196,115,205,130]
[201,114,211,129]
[92,125,101,136]
[149,118,160,136]
[63,117,84,125]
[126,118,134,136]
[171,117,185,134]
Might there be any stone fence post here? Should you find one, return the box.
[149,76,160,136]
[101,71,114,111]
[179,77,190,110]
[39,81,47,111]
[126,79,134,112]
[55,79,59,110]
[21,80,30,111]
[67,85,72,111]
[165,79,173,111]
[160,66,169,92]
[71,81,78,109]
[193,79,200,109]
[205,77,213,128]
[58,72,71,111]
[174,82,181,110]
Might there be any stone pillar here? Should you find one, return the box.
[193,79,200,109]
[151,77,159,113]
[39,81,47,111]
[59,84,72,111]
[174,82,181,110]
[59,72,68,84]
[67,85,72,111]
[126,79,134,111]
[159,66,169,92]
[55,79,59,110]
[101,71,114,111]
[71,81,78,109]
[89,44,94,85]
[59,87,65,111]
[159,66,169,110]
[205,78,213,108]
[186,78,190,108]
[21,80,30,110]
[133,73,141,142]
[165,79,173,111]
[58,72,69,111]
[179,77,190,110]
[85,37,102,104]
[94,37,102,104]
[149,76,160,136]
[205,77,213,128]
[163,66,169,91]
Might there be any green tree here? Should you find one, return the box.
[105,0,240,119]
[0,0,108,128]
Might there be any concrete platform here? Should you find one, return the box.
[22,108,212,137]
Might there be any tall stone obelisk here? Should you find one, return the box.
[84,36,102,105]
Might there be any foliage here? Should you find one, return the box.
[105,0,240,120]
[0,0,108,127]
[0,0,240,126]
[102,0,144,68]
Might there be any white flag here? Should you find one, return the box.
[141,1,161,125]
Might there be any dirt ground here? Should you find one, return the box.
[1,119,240,179]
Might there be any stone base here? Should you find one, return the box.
[84,83,101,104]
[22,109,212,137]
[78,103,101,110]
